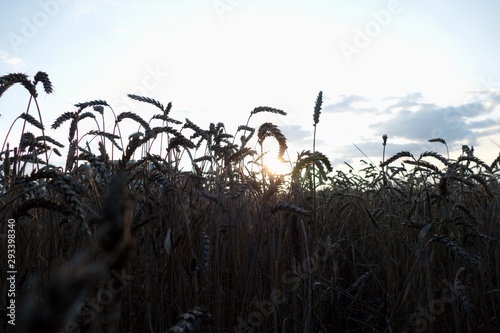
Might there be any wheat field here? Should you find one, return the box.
[0,72,499,332]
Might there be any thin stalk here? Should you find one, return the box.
[301,218,312,332]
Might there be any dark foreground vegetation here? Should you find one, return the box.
[0,72,499,332]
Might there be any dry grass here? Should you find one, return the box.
[1,72,499,332]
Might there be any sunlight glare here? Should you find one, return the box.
[263,155,290,176]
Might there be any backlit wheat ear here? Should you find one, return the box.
[197,190,220,203]
[251,106,287,116]
[18,113,44,131]
[454,267,472,315]
[183,118,206,139]
[37,135,64,148]
[98,140,108,162]
[50,178,89,235]
[120,133,142,168]
[229,147,256,164]
[230,183,248,199]
[456,155,492,173]
[490,152,500,170]
[168,134,197,151]
[51,111,75,130]
[51,110,97,145]
[33,71,53,94]
[20,141,57,159]
[65,140,78,171]
[346,271,372,294]
[164,228,172,256]
[421,151,451,167]
[313,91,322,126]
[86,130,122,150]
[79,151,112,185]
[461,144,474,157]
[152,113,183,125]
[145,126,194,147]
[18,168,89,234]
[271,202,310,215]
[127,93,165,112]
[257,122,288,160]
[292,150,332,181]
[380,151,414,167]
[403,159,440,173]
[19,132,36,151]
[74,99,109,111]
[165,101,173,115]
[429,137,449,158]
[116,111,151,132]
[324,235,332,249]
[235,125,256,147]
[428,137,446,145]
[202,232,211,278]
[0,72,37,97]
[467,173,494,198]
[13,198,72,220]
[433,236,484,271]
[167,307,212,333]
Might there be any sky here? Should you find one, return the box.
[1,0,500,174]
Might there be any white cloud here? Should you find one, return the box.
[0,50,25,68]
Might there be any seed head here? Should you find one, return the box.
[382,134,388,146]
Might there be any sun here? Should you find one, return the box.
[263,155,290,176]
[259,139,291,176]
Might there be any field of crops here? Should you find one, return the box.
[1,72,499,332]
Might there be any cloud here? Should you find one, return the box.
[318,91,500,170]
[371,94,499,146]
[467,118,497,130]
[472,89,500,110]
[324,94,377,114]
[383,92,425,112]
[281,124,311,143]
[0,50,25,68]
[279,124,325,153]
